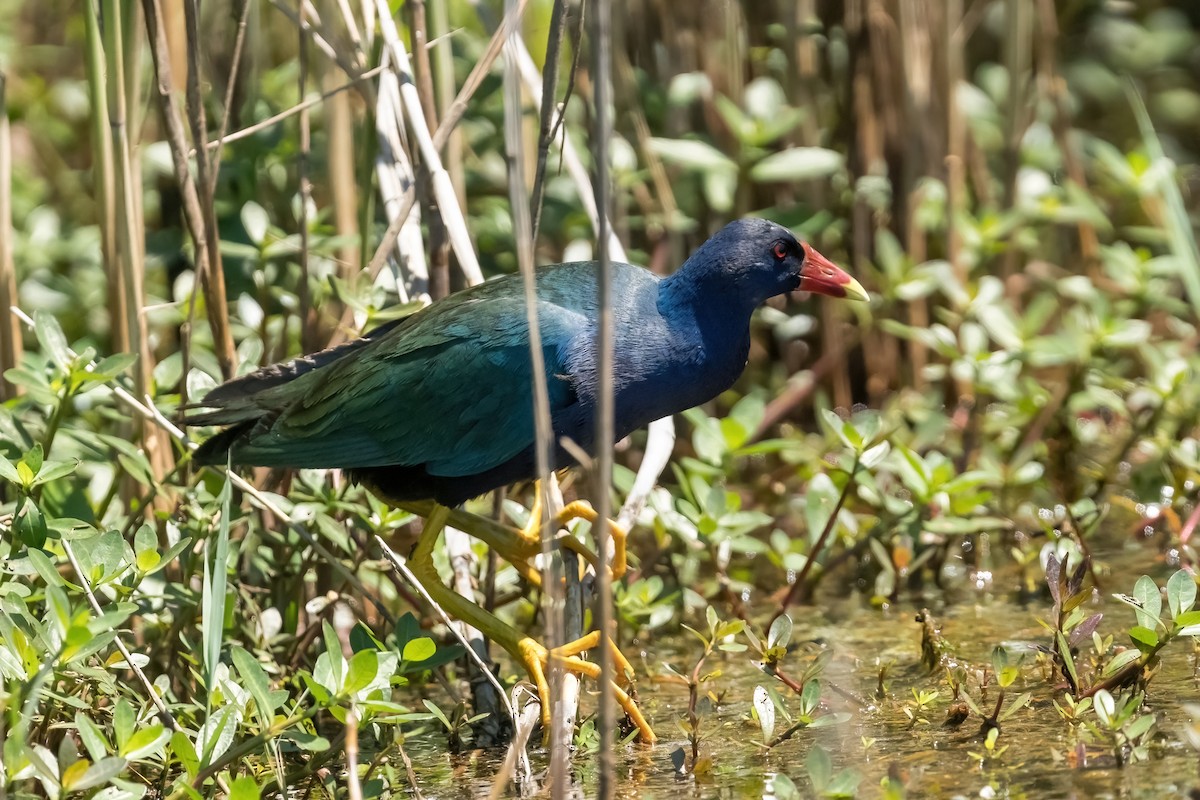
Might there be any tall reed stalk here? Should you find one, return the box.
[94,0,175,486]
[0,71,20,397]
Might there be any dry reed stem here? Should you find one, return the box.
[530,0,569,245]
[499,0,576,778]
[321,1,362,283]
[84,0,125,359]
[143,0,234,402]
[360,0,526,293]
[589,0,618,789]
[207,0,252,197]
[298,5,316,352]
[375,0,482,283]
[183,0,237,380]
[0,73,20,398]
[428,0,466,211]
[104,0,174,486]
[409,0,452,302]
[374,57,429,304]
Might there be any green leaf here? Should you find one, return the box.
[31,459,79,486]
[1102,648,1142,678]
[1132,575,1163,630]
[282,731,330,751]
[15,497,48,548]
[241,201,271,246]
[422,699,453,731]
[750,147,844,182]
[0,453,19,484]
[800,679,821,715]
[647,137,737,174]
[1093,689,1115,727]
[120,724,167,760]
[64,756,128,791]
[1128,625,1159,650]
[88,352,138,381]
[344,649,380,696]
[401,637,437,664]
[771,773,802,800]
[1056,630,1079,688]
[170,731,199,778]
[196,705,238,767]
[232,647,277,725]
[805,743,833,791]
[229,775,261,800]
[75,712,109,761]
[1168,570,1197,619]
[113,698,135,750]
[767,614,792,650]
[752,685,775,743]
[202,478,232,695]
[804,473,839,545]
[35,310,73,370]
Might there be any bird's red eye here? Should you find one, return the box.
[772,242,789,260]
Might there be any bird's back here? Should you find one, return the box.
[190,261,664,504]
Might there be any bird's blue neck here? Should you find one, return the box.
[658,258,760,336]
[653,260,758,406]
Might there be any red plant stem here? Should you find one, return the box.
[774,458,859,620]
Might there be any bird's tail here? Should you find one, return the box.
[191,420,255,465]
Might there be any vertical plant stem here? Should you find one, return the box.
[104,0,173,484]
[84,0,124,358]
[589,0,616,792]
[0,72,21,398]
[297,3,315,352]
[184,0,237,380]
[944,0,966,287]
[530,0,568,245]
[409,0,451,301]
[501,0,565,773]
[428,0,465,211]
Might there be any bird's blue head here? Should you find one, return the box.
[671,218,868,312]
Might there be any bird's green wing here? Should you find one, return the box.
[223,294,585,477]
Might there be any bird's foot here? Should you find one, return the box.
[517,496,628,580]
[516,630,655,744]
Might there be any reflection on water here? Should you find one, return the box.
[402,535,1200,799]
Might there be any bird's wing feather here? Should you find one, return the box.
[223,294,587,476]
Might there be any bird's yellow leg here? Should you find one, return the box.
[405,503,655,743]
[514,488,628,580]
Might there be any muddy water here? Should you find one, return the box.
[404,537,1200,799]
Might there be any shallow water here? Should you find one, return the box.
[403,535,1200,799]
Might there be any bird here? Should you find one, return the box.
[188,217,868,743]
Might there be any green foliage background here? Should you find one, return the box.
[3,0,1200,797]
